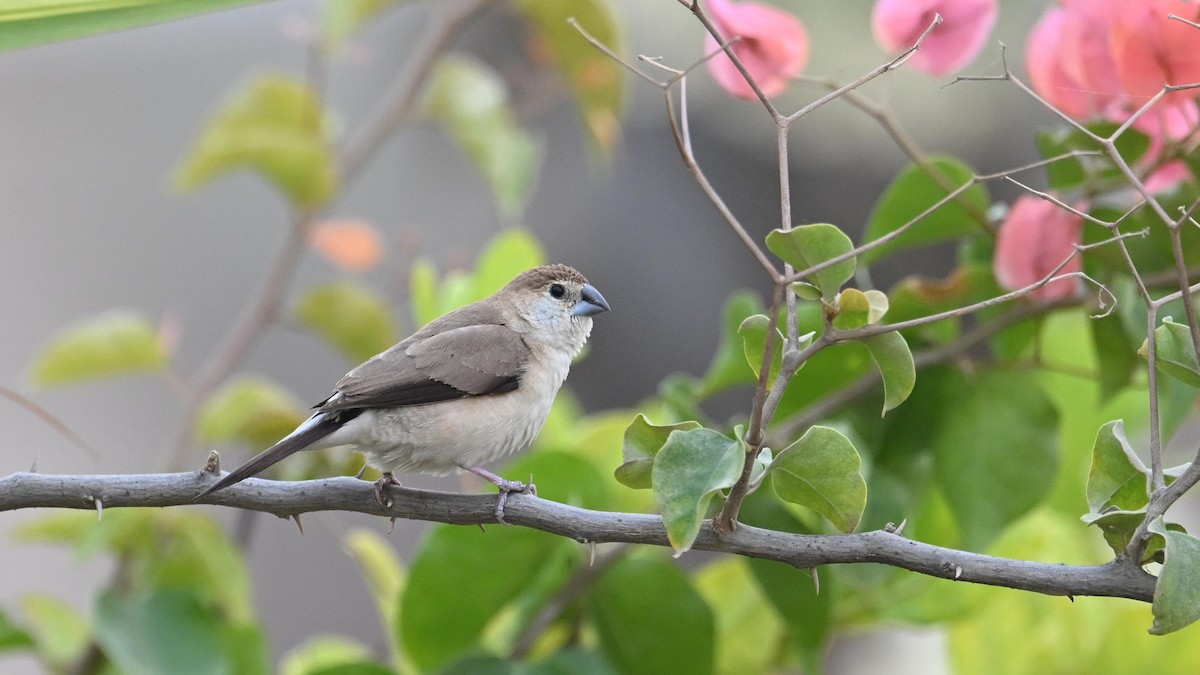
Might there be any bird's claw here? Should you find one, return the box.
[373,472,400,508]
[492,477,535,525]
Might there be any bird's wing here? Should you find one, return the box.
[322,323,530,411]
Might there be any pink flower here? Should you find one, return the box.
[1110,0,1200,108]
[994,196,1084,301]
[704,0,809,100]
[872,0,998,76]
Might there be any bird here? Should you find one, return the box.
[195,264,609,521]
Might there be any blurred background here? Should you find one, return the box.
[0,0,1059,671]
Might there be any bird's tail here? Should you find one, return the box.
[194,412,346,500]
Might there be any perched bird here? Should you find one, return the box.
[195,264,609,520]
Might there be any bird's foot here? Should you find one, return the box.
[463,466,536,525]
[373,472,400,508]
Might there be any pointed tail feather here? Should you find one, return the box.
[194,412,344,500]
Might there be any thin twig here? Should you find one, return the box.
[0,386,98,459]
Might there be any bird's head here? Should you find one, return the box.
[503,264,609,350]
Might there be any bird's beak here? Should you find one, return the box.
[573,283,610,317]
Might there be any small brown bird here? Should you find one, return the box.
[195,264,609,519]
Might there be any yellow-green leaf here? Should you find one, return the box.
[295,281,397,362]
[32,310,167,387]
[195,377,307,451]
[766,224,855,300]
[859,331,916,414]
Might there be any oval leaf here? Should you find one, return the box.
[770,426,867,533]
[471,228,547,301]
[652,429,743,554]
[1149,518,1200,635]
[295,281,397,363]
[738,314,783,380]
[95,589,228,675]
[766,224,855,300]
[32,310,167,387]
[862,156,989,263]
[176,75,336,208]
[1140,318,1200,388]
[615,414,702,490]
[832,289,871,330]
[859,331,916,414]
[699,292,767,397]
[195,376,306,450]
[1086,420,1149,514]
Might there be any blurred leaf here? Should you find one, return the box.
[400,526,571,671]
[296,281,397,362]
[471,228,547,301]
[32,310,167,387]
[652,429,743,554]
[693,558,786,675]
[21,595,89,669]
[95,589,227,675]
[438,656,516,675]
[1090,309,1140,402]
[737,314,783,380]
[1149,518,1200,634]
[321,0,404,50]
[524,648,618,675]
[309,220,384,273]
[195,376,307,451]
[513,0,623,154]
[1140,318,1200,388]
[1036,122,1151,192]
[859,331,915,415]
[504,450,611,510]
[1086,420,1149,513]
[343,528,405,642]
[423,55,541,217]
[863,156,989,263]
[586,555,714,675]
[771,426,867,532]
[698,292,766,398]
[885,265,997,346]
[614,414,701,490]
[0,607,32,653]
[176,75,336,208]
[282,636,380,675]
[766,224,855,300]
[933,372,1059,551]
[0,0,268,52]
[410,259,442,328]
[16,510,153,559]
[151,516,256,623]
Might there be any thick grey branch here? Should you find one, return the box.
[0,471,1156,603]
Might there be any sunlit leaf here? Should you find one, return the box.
[863,156,989,263]
[614,414,702,490]
[176,75,336,208]
[21,595,89,670]
[1149,518,1200,634]
[195,376,307,451]
[770,426,867,532]
[423,55,541,217]
[343,529,405,640]
[693,558,786,675]
[766,224,855,300]
[31,310,167,387]
[470,228,547,301]
[0,0,268,52]
[281,636,378,675]
[832,288,871,330]
[652,429,743,554]
[1140,318,1200,388]
[858,331,915,414]
[586,555,714,675]
[295,281,397,362]
[513,0,624,155]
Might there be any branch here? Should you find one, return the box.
[0,471,1157,603]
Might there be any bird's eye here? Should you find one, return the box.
[549,283,566,299]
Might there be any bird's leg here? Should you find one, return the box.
[462,465,536,525]
[373,472,400,508]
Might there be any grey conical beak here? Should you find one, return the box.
[573,283,610,317]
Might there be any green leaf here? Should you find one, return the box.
[832,288,871,330]
[766,224,855,300]
[31,310,167,387]
[295,281,397,362]
[1086,420,1149,513]
[95,590,228,675]
[281,636,377,675]
[21,595,89,669]
[1090,309,1140,402]
[320,0,404,51]
[0,607,32,653]
[0,0,268,52]
[1036,122,1151,192]
[864,289,889,324]
[1080,508,1149,558]
[423,55,541,217]
[195,376,307,451]
[859,331,916,414]
[932,372,1059,551]
[400,526,571,671]
[737,314,783,380]
[862,156,989,263]
[586,555,714,675]
[343,528,405,641]
[693,558,786,675]
[470,228,547,301]
[1149,518,1200,634]
[512,0,624,155]
[614,414,702,490]
[789,281,823,301]
[652,429,743,554]
[1140,318,1200,388]
[770,426,867,532]
[176,75,336,208]
[409,259,442,328]
[523,648,618,675]
[698,292,766,397]
[503,450,611,510]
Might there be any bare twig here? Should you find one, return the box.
[0,471,1157,603]
[0,386,98,459]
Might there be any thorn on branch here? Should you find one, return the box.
[292,513,305,535]
[884,518,908,536]
[94,496,103,521]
